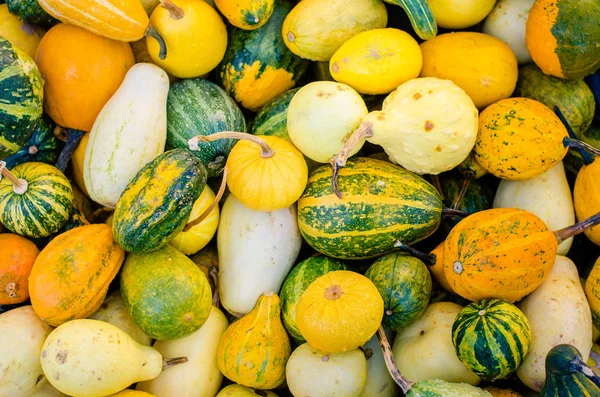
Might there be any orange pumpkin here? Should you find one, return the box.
[0,234,39,305]
[29,224,125,326]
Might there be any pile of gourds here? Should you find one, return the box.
[1,0,600,396]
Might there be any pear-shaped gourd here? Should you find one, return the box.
[216,385,278,396]
[216,292,291,389]
[40,319,187,397]
[84,63,169,208]
[541,344,600,396]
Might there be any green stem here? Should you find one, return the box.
[145,25,167,60]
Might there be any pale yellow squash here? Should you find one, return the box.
[428,0,496,29]
[0,4,45,58]
[215,0,274,30]
[71,132,90,197]
[216,385,278,396]
[359,332,398,397]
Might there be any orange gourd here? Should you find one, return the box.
[0,234,39,305]
[428,241,453,293]
[574,157,600,246]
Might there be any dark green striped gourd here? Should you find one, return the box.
[452,299,532,380]
[0,37,44,159]
[4,115,63,169]
[297,158,443,259]
[166,78,246,177]
[6,0,58,26]
[280,255,346,344]
[365,252,431,331]
[542,344,600,396]
[112,149,207,253]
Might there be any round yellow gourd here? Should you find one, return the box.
[295,270,384,353]
[420,32,518,109]
[215,0,274,30]
[428,0,496,29]
[329,28,422,95]
[574,158,600,246]
[216,385,278,396]
[0,4,46,58]
[169,185,219,255]
[148,0,227,78]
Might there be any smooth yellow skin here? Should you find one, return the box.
[216,385,278,396]
[148,0,227,78]
[586,257,600,338]
[287,81,368,163]
[108,391,156,397]
[0,4,45,58]
[215,0,274,30]
[169,185,219,255]
[329,28,422,95]
[429,0,496,29]
[574,158,600,246]
[286,343,367,397]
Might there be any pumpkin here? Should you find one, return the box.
[0,4,46,58]
[483,387,523,397]
[586,256,600,328]
[28,224,125,326]
[541,345,600,396]
[295,270,384,353]
[3,115,63,169]
[217,292,291,389]
[215,0,274,30]
[574,157,600,246]
[216,385,278,397]
[526,0,600,79]
[0,162,72,238]
[6,0,58,26]
[427,0,495,29]
[0,233,38,305]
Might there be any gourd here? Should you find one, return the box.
[0,306,53,397]
[217,194,302,316]
[365,252,431,331]
[215,0,274,30]
[286,343,367,397]
[427,0,495,29]
[218,0,309,111]
[0,162,72,238]
[282,0,388,61]
[217,292,290,389]
[574,158,600,246]
[329,28,422,95]
[493,162,575,255]
[4,115,63,169]
[517,256,593,392]
[541,344,600,396]
[331,77,478,181]
[40,319,187,397]
[526,0,600,79]
[419,32,518,109]
[28,224,125,327]
[71,132,89,196]
[108,391,156,397]
[360,332,399,397]
[120,244,213,340]
[112,149,208,253]
[0,233,38,304]
[6,0,58,27]
[0,4,45,58]
[148,0,227,78]
[31,382,68,397]
[84,63,169,209]
[217,385,278,396]
[295,270,384,353]
[0,37,43,159]
[586,256,600,328]
[428,242,453,293]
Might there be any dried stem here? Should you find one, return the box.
[376,326,414,394]
[145,25,167,60]
[55,128,85,172]
[564,137,600,160]
[163,356,188,370]
[554,211,600,243]
[0,161,28,194]
[330,123,374,198]
[556,106,595,165]
[184,166,228,231]
[394,241,436,265]
[189,132,274,158]
[6,282,16,298]
[160,0,184,19]
[451,171,474,210]
[442,206,469,219]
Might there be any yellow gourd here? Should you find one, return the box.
[71,132,90,196]
[428,242,453,293]
[574,157,600,246]
[216,385,278,396]
[586,256,600,329]
[108,391,156,397]
[428,0,496,29]
[0,4,45,58]
[295,270,384,353]
[215,0,275,30]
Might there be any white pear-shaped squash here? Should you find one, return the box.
[84,62,169,208]
[359,331,398,397]
[218,194,302,316]
[493,161,575,255]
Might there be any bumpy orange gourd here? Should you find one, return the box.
[443,208,558,302]
[29,224,125,326]
[35,24,135,132]
[574,157,600,246]
[0,234,39,305]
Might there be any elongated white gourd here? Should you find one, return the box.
[84,63,169,208]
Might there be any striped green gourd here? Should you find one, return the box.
[452,299,532,380]
[6,0,58,26]
[365,252,431,331]
[0,37,44,159]
[166,78,246,177]
[3,115,63,169]
[407,379,492,396]
[297,158,443,259]
[112,149,208,253]
[542,344,600,396]
[280,255,346,344]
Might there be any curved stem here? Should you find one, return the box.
[442,206,469,219]
[359,345,374,360]
[145,24,167,60]
[184,166,228,231]
[0,161,28,194]
[209,265,219,307]
[55,128,85,172]
[554,211,600,244]
[430,174,443,199]
[189,132,274,158]
[376,326,414,394]
[564,137,600,161]
[556,106,595,165]
[573,357,600,388]
[162,356,188,370]
[160,0,184,18]
[394,240,436,265]
[452,171,474,210]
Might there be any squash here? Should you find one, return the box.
[406,380,492,396]
[482,0,535,64]
[108,391,156,397]
[574,157,600,246]
[0,37,43,159]
[419,32,518,109]
[6,0,58,27]
[493,162,575,255]
[365,252,432,331]
[286,343,367,397]
[84,63,169,209]
[217,386,277,396]
[4,115,63,169]
[215,0,274,30]
[89,290,152,346]
[148,0,227,78]
[483,387,522,397]
[41,319,187,397]
[112,149,208,253]
[588,343,600,375]
[541,344,600,396]
[296,270,384,353]
[360,332,399,397]
[218,0,309,111]
[0,4,45,58]
[166,78,246,177]
[71,132,89,196]
[0,233,38,305]
[297,158,442,260]
[526,0,600,79]
[0,162,72,238]
[218,194,302,316]
[427,0,495,29]
[136,306,228,397]
[282,0,388,61]
[586,257,600,329]
[28,224,124,326]
[517,256,593,392]
[0,306,53,397]
[475,98,569,180]
[217,292,291,389]
[280,255,347,344]
[329,28,422,95]
[452,299,531,380]
[428,242,454,293]
[120,244,213,340]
